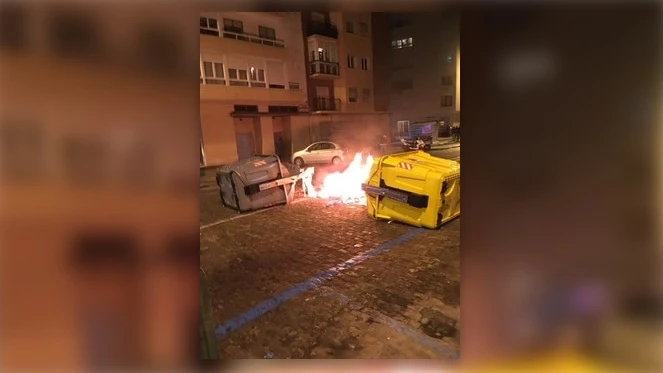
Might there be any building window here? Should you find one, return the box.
[347,55,355,68]
[233,105,259,113]
[442,95,454,107]
[202,61,225,85]
[223,18,243,34]
[228,68,249,86]
[288,82,300,90]
[359,22,369,35]
[441,76,454,85]
[362,88,371,103]
[361,58,369,70]
[249,66,266,88]
[391,37,413,49]
[345,21,354,33]
[348,87,357,103]
[258,25,276,40]
[396,120,411,133]
[199,17,219,36]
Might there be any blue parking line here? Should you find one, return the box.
[215,227,426,338]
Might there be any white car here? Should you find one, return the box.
[292,141,345,167]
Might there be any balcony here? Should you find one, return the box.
[311,97,341,112]
[305,20,338,39]
[200,27,285,48]
[309,59,339,79]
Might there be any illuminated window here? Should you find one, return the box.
[391,37,413,49]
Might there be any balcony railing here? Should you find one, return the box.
[312,97,341,111]
[309,60,339,76]
[306,20,338,39]
[199,27,285,48]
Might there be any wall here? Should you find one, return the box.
[371,12,391,112]
[200,102,237,165]
[387,12,459,131]
[336,12,375,113]
[200,12,308,106]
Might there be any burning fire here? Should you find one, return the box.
[301,153,374,205]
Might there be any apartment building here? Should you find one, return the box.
[199,12,310,166]
[301,11,389,147]
[381,12,460,138]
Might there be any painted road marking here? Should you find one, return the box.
[214,228,426,338]
[319,288,459,359]
[199,198,309,231]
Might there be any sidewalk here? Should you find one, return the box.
[431,137,460,150]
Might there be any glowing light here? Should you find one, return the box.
[302,153,374,205]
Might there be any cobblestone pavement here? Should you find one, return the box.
[200,186,460,358]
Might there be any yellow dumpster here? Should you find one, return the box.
[361,150,460,229]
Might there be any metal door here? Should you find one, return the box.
[235,132,254,160]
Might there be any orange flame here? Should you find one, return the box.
[303,153,374,205]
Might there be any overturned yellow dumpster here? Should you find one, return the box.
[361,150,460,229]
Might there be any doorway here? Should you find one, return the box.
[235,132,255,160]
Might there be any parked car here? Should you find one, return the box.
[291,141,346,167]
[401,135,432,151]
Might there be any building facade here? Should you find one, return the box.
[301,11,388,148]
[199,11,389,167]
[383,12,460,139]
[199,12,311,166]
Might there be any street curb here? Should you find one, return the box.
[431,144,460,151]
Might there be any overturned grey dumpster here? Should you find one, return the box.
[216,155,302,213]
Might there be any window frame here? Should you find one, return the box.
[391,37,413,49]
[347,54,355,69]
[228,67,249,86]
[258,25,276,40]
[360,57,369,70]
[348,87,358,103]
[345,21,354,33]
[201,60,226,85]
[223,18,244,34]
[441,95,454,107]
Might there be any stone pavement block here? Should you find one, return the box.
[200,199,413,324]
[200,192,460,359]
[200,189,238,226]
[218,285,452,359]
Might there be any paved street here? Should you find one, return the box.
[200,147,460,359]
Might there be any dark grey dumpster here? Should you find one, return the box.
[216,155,296,213]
